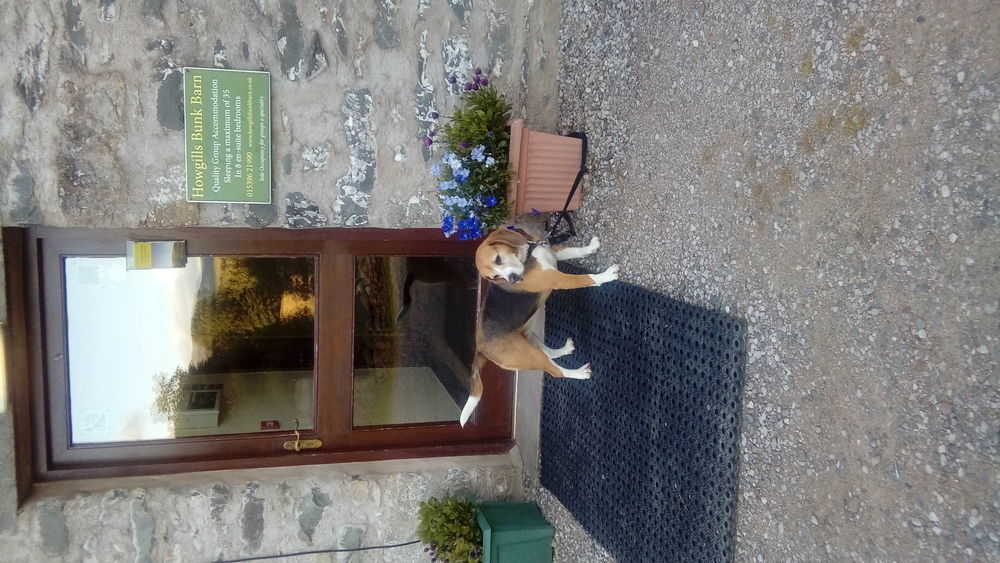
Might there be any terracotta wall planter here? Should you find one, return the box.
[506,119,584,216]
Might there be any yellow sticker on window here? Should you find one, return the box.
[127,240,187,270]
[132,242,153,269]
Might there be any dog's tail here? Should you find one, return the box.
[395,273,416,322]
[459,353,487,427]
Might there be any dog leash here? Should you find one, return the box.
[542,131,588,245]
[514,131,589,257]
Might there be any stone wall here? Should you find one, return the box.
[1,0,561,229]
[0,1,560,559]
[0,456,521,562]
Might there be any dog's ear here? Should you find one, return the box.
[488,228,528,249]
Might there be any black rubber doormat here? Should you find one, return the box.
[540,265,747,563]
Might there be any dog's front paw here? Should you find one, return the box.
[592,264,620,286]
[584,236,601,255]
[562,337,576,356]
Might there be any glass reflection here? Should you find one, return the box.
[65,256,315,444]
[353,256,477,426]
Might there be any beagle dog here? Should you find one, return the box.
[460,227,619,426]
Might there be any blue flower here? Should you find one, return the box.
[484,156,496,167]
[438,180,457,191]
[530,208,540,216]
[483,195,498,207]
[458,231,471,241]
[441,216,456,237]
[430,163,442,177]
[444,195,471,208]
[457,216,480,231]
[471,145,486,162]
[443,152,463,171]
[454,168,470,183]
[470,228,483,239]
[460,141,470,149]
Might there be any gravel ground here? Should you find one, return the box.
[528,0,998,561]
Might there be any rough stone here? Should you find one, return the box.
[304,32,329,80]
[285,192,326,228]
[0,0,556,229]
[276,0,304,81]
[16,43,47,112]
[98,0,117,22]
[414,30,438,163]
[417,0,432,22]
[56,78,127,222]
[3,160,42,224]
[442,36,471,94]
[374,0,401,49]
[296,487,330,543]
[337,525,365,561]
[334,89,376,226]
[140,0,164,21]
[244,203,277,228]
[63,0,86,50]
[448,0,473,28]
[487,11,511,77]
[301,143,331,172]
[156,69,184,131]
[213,39,230,69]
[129,497,155,563]
[36,501,69,556]
[0,462,521,561]
[333,9,349,57]
[240,484,265,553]
[210,482,231,523]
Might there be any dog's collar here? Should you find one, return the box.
[505,226,533,240]
[504,226,547,258]
[525,239,548,258]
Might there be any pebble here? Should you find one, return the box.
[553,1,999,561]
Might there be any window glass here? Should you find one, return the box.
[64,256,315,443]
[352,256,477,426]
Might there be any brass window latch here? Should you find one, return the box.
[283,418,323,452]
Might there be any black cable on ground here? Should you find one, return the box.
[217,540,420,562]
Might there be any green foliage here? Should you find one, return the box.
[151,367,186,423]
[432,78,514,239]
[417,496,483,562]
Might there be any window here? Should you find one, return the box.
[3,227,513,486]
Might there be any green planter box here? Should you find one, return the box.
[476,501,554,563]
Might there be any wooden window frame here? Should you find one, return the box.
[3,226,513,496]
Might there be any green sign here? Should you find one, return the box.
[183,68,271,203]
